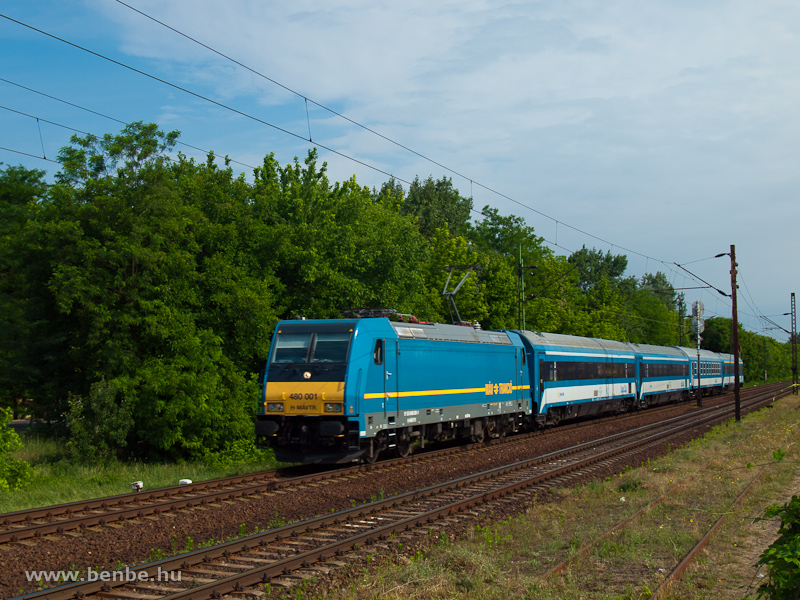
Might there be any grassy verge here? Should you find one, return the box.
[0,434,282,514]
[322,395,800,600]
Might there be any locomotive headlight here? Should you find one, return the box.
[325,403,342,413]
[267,403,284,412]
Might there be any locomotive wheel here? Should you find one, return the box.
[364,445,381,464]
[396,437,412,458]
[364,434,385,464]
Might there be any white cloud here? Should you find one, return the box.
[2,0,798,333]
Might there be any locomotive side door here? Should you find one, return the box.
[383,338,399,421]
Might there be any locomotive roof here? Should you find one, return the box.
[390,321,513,345]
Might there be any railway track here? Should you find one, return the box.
[14,384,787,600]
[0,383,782,548]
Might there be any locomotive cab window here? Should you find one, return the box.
[310,332,351,363]
[270,324,354,364]
[272,333,312,363]
[374,339,383,365]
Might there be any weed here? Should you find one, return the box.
[586,480,605,493]
[619,477,643,493]
[268,510,286,529]
[149,548,166,562]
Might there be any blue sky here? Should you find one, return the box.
[2,1,798,343]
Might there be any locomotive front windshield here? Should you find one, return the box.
[270,326,353,364]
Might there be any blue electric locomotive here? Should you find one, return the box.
[256,318,529,464]
[255,317,743,464]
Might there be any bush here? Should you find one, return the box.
[0,407,35,491]
[66,379,133,463]
[202,438,272,469]
[752,495,800,600]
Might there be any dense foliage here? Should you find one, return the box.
[0,408,35,490]
[752,495,800,600]
[0,122,794,460]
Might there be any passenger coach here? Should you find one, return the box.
[513,331,638,426]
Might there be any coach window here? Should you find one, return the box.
[373,339,383,365]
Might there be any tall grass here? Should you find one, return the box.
[0,433,281,514]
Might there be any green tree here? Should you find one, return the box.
[400,175,472,239]
[567,246,628,294]
[639,271,678,311]
[701,316,792,383]
[172,152,281,375]
[466,206,551,330]
[524,257,582,333]
[32,123,259,458]
[253,152,431,320]
[0,165,47,413]
[420,230,488,325]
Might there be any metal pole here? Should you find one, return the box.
[517,246,522,330]
[730,245,741,421]
[521,246,526,330]
[792,292,797,393]
[696,335,702,408]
